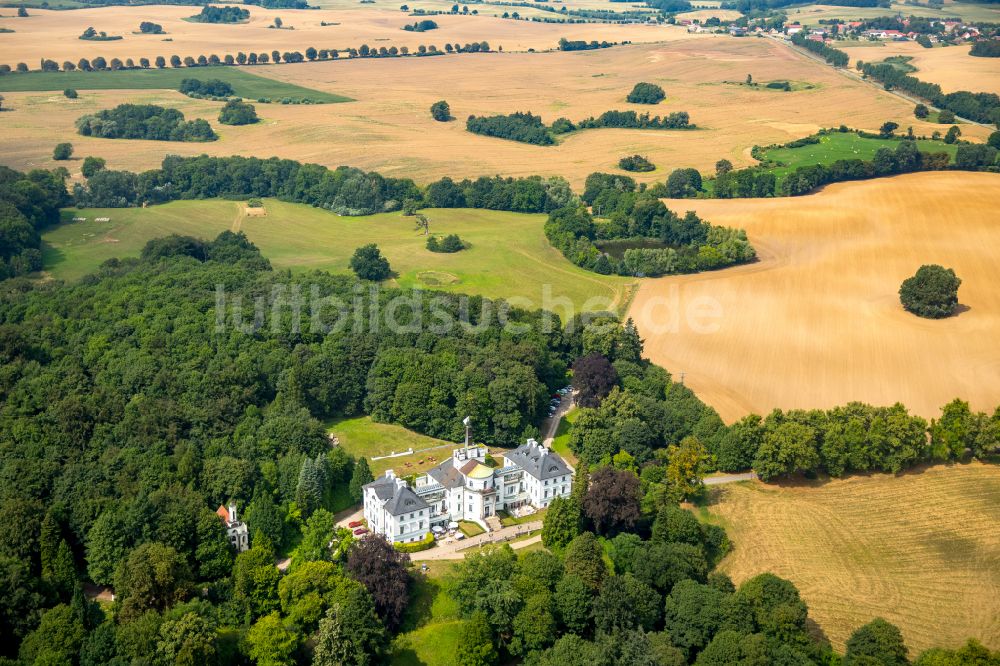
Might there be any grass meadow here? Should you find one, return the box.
[43,199,634,313]
[0,67,351,102]
[327,416,455,477]
[697,463,1000,653]
[760,131,958,184]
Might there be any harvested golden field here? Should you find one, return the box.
[674,8,744,21]
[841,41,1000,94]
[0,5,674,65]
[790,1,1000,24]
[629,172,1000,422]
[3,38,983,188]
[702,463,1000,653]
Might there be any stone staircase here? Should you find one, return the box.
[485,515,503,533]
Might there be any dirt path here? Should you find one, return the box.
[705,472,757,485]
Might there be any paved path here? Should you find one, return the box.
[704,472,757,485]
[411,520,544,561]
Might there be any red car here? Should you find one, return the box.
[348,520,363,528]
[353,527,369,535]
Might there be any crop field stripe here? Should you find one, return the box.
[0,67,353,102]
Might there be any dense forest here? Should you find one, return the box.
[75,104,218,142]
[0,167,67,279]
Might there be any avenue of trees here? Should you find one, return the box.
[859,61,1000,126]
[545,174,755,277]
[626,82,666,104]
[791,31,849,67]
[899,264,962,318]
[75,104,217,142]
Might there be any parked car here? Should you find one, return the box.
[348,520,363,528]
[353,527,368,535]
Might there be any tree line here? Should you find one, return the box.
[791,31,849,67]
[0,40,498,75]
[466,109,693,145]
[71,154,580,218]
[859,60,1000,126]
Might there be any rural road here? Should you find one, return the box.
[772,36,994,131]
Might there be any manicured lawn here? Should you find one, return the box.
[0,68,351,103]
[327,416,454,477]
[498,507,547,527]
[43,199,632,314]
[458,521,485,537]
[761,131,958,184]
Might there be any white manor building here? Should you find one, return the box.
[362,421,574,544]
[215,503,250,552]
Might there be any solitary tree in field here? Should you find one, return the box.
[899,264,961,318]
[878,121,898,138]
[914,103,929,119]
[430,99,451,121]
[944,125,961,144]
[53,143,73,161]
[843,618,909,666]
[349,244,391,281]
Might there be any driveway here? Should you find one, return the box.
[542,393,575,446]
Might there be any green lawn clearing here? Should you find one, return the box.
[326,416,454,477]
[43,199,633,314]
[761,131,958,184]
[390,570,466,666]
[0,67,351,103]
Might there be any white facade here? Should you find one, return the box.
[216,504,250,552]
[363,437,574,544]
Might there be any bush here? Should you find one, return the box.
[63,88,78,99]
[218,99,259,126]
[53,142,73,160]
[394,532,435,552]
[427,234,464,252]
[937,109,956,124]
[618,155,655,172]
[430,100,452,122]
[899,264,961,318]
[626,82,665,104]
